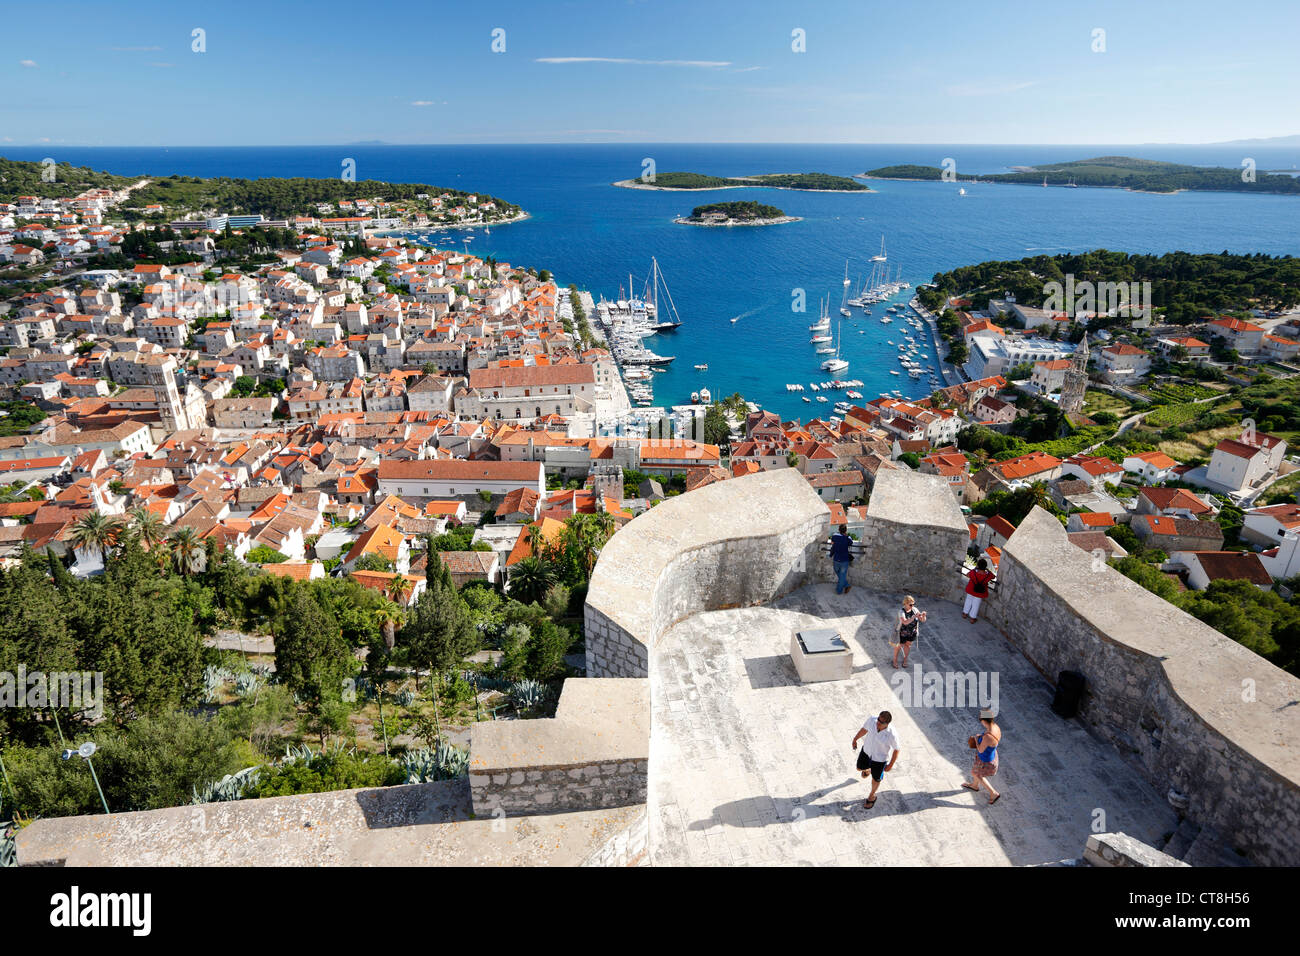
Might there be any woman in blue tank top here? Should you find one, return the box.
[962,707,1001,804]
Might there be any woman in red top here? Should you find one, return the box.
[963,558,994,622]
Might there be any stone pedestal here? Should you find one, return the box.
[790,629,853,683]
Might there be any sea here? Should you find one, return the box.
[8,143,1300,420]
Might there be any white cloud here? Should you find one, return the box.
[536,57,730,68]
[19,59,37,68]
[411,100,435,107]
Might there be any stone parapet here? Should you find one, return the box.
[14,778,642,867]
[983,506,1300,867]
[469,678,650,815]
[584,469,828,678]
[823,468,969,602]
[1084,832,1188,867]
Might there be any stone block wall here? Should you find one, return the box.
[820,468,969,602]
[584,469,828,678]
[469,678,651,816]
[983,507,1300,867]
[470,759,649,815]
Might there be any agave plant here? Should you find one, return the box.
[233,672,261,699]
[395,688,417,708]
[509,679,550,711]
[466,672,511,693]
[0,823,15,868]
[191,765,263,804]
[202,665,234,703]
[401,741,469,783]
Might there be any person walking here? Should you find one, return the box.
[962,707,1001,805]
[891,595,926,669]
[851,710,900,809]
[963,558,995,622]
[830,523,854,595]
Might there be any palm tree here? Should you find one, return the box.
[588,509,616,543]
[128,506,169,568]
[524,522,548,559]
[374,599,404,652]
[69,511,124,561]
[386,574,413,607]
[168,526,202,576]
[509,556,554,605]
[561,514,605,577]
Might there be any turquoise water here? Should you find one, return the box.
[12,144,1299,419]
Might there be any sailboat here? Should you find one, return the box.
[644,257,683,331]
[821,318,849,373]
[958,187,966,196]
[810,297,833,343]
[870,236,887,262]
[840,261,852,317]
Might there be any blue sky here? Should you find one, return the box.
[4,0,1297,146]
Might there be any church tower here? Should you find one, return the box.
[147,359,190,433]
[1060,333,1089,416]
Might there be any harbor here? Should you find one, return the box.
[594,238,949,419]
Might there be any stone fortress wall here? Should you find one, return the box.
[490,466,1300,865]
[981,507,1300,867]
[16,467,1300,865]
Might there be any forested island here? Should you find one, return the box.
[676,200,798,226]
[862,155,1300,195]
[0,156,525,224]
[918,249,1300,325]
[615,170,870,192]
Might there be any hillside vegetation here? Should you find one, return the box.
[917,249,1300,323]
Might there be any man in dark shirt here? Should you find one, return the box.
[830,523,853,594]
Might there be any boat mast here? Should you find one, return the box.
[655,257,683,326]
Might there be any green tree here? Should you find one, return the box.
[508,556,555,605]
[168,525,202,575]
[703,403,731,448]
[353,552,394,573]
[402,561,478,685]
[273,587,354,746]
[68,511,124,560]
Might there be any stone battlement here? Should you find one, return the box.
[16,468,1300,866]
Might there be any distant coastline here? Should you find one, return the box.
[857,156,1300,196]
[856,173,1188,196]
[613,171,872,193]
[379,210,531,235]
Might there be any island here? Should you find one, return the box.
[614,171,871,192]
[675,200,799,227]
[860,155,1300,195]
[0,155,527,229]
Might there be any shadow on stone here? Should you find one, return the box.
[353,778,471,830]
[688,778,863,830]
[743,654,801,689]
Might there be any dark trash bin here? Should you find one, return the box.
[1051,670,1085,719]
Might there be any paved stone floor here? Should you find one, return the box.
[649,583,1179,866]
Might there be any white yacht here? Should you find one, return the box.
[821,319,849,373]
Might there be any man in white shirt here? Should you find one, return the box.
[851,710,900,809]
